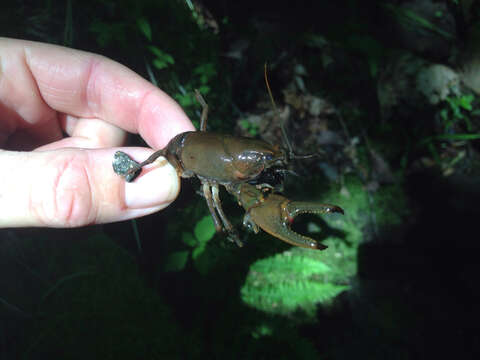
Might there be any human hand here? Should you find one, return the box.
[0,38,195,228]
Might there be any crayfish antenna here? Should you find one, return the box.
[264,63,325,162]
[264,62,295,160]
[292,153,317,160]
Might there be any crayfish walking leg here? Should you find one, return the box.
[195,91,243,245]
[201,182,242,246]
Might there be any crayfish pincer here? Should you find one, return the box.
[113,90,344,249]
[228,183,344,249]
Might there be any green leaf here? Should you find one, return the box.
[163,251,189,272]
[303,33,328,48]
[137,18,152,41]
[185,0,194,10]
[458,95,474,111]
[383,4,454,40]
[194,63,216,78]
[175,93,195,107]
[191,119,200,129]
[440,108,448,121]
[239,119,250,130]
[192,243,206,260]
[368,59,378,78]
[149,46,175,67]
[241,251,349,317]
[197,85,210,95]
[164,54,175,65]
[435,133,480,141]
[192,246,213,275]
[251,324,273,339]
[182,232,197,247]
[194,215,216,243]
[148,45,163,58]
[153,59,168,70]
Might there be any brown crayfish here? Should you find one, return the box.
[113,88,343,249]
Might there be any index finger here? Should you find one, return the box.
[1,37,195,149]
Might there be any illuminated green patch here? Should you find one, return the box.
[241,250,349,317]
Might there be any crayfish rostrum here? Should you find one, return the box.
[113,90,343,249]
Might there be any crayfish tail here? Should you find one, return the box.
[112,151,142,182]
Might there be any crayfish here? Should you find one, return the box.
[113,78,343,249]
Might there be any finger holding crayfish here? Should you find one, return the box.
[228,183,344,250]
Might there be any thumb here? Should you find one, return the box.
[0,148,180,228]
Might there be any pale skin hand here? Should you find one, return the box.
[0,38,195,228]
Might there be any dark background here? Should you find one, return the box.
[1,0,480,359]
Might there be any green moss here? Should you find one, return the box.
[374,180,409,227]
[322,173,408,238]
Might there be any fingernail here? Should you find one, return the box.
[124,160,180,209]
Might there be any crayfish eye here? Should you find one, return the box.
[263,154,274,162]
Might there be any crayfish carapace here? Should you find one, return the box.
[113,89,344,249]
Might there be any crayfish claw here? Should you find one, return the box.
[242,213,260,234]
[249,196,329,249]
[234,184,344,249]
[278,201,344,249]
